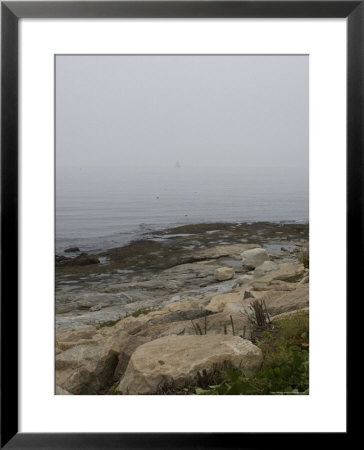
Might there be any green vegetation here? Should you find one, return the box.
[110,383,122,395]
[299,251,309,269]
[131,307,153,318]
[98,318,122,328]
[196,310,309,395]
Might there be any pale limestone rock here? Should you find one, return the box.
[55,385,72,395]
[215,267,235,281]
[250,280,296,292]
[56,343,120,394]
[257,285,309,317]
[253,261,279,277]
[118,335,263,395]
[257,262,305,283]
[137,311,251,340]
[241,248,269,269]
[236,275,254,286]
[205,292,244,313]
[113,335,150,381]
[56,330,143,394]
[56,326,100,352]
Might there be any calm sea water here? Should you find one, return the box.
[56,167,308,255]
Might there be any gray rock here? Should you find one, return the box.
[89,304,102,312]
[65,247,80,253]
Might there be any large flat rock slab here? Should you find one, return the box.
[118,335,262,395]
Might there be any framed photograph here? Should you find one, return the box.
[1,1,354,447]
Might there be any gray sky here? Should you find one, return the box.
[56,55,308,173]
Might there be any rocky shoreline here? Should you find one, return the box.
[55,221,309,395]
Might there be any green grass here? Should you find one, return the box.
[299,251,309,269]
[196,310,309,395]
[110,383,122,395]
[131,307,153,318]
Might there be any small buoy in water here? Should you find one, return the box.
[184,214,188,216]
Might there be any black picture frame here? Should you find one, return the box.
[1,1,354,448]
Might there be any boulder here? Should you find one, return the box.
[253,261,279,277]
[241,248,269,269]
[64,246,80,253]
[192,312,251,336]
[205,292,244,313]
[214,267,235,281]
[57,327,97,343]
[56,253,100,267]
[250,280,296,292]
[236,274,254,286]
[56,343,120,394]
[258,262,305,283]
[161,298,206,313]
[56,330,137,394]
[136,311,251,340]
[117,335,263,394]
[259,285,309,316]
[113,335,150,381]
[72,253,100,266]
[56,327,99,351]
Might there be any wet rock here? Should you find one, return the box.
[55,255,71,267]
[56,253,100,267]
[72,253,100,266]
[65,247,80,253]
[193,244,260,261]
[118,335,263,395]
